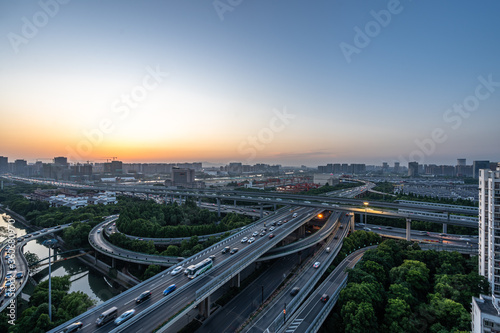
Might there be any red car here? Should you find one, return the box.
[269,233,275,239]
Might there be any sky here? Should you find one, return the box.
[1,0,499,167]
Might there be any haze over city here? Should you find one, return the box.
[1,0,499,166]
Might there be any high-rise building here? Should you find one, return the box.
[408,161,419,177]
[171,167,195,185]
[14,159,27,176]
[54,156,68,166]
[394,162,400,174]
[478,166,500,297]
[0,156,8,173]
[474,166,500,332]
[474,160,491,179]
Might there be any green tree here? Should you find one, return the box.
[341,301,378,333]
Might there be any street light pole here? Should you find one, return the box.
[42,239,58,322]
[363,202,369,225]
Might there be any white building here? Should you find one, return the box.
[48,191,117,210]
[471,294,500,333]
[478,166,500,296]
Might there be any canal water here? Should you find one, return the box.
[1,213,120,306]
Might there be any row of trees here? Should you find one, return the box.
[0,276,95,333]
[320,238,489,333]
[117,198,252,238]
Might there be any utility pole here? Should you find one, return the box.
[42,239,58,322]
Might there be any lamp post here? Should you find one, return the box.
[42,239,58,322]
[363,202,369,225]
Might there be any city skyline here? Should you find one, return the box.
[1,1,500,166]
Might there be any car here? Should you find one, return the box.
[269,233,275,239]
[163,284,176,296]
[54,225,62,229]
[221,246,231,254]
[9,264,16,270]
[40,229,47,233]
[5,281,12,288]
[252,231,259,237]
[277,221,282,226]
[363,227,371,231]
[304,201,311,203]
[260,231,266,236]
[209,255,216,261]
[15,272,23,279]
[108,227,112,231]
[60,321,83,332]
[313,262,321,269]
[321,294,330,302]
[97,229,101,233]
[290,287,300,296]
[241,237,248,243]
[321,203,329,206]
[271,222,276,226]
[114,309,136,325]
[24,234,31,239]
[135,290,152,303]
[16,237,23,242]
[326,247,331,253]
[247,237,255,244]
[334,236,338,239]
[230,248,238,254]
[5,273,13,280]
[269,226,275,231]
[4,291,14,298]
[171,266,183,276]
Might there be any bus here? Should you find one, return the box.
[187,258,213,279]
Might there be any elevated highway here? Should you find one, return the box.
[49,207,325,333]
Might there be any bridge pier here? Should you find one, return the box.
[230,273,240,288]
[112,257,116,268]
[406,218,411,241]
[94,251,98,265]
[198,197,201,206]
[348,213,355,231]
[260,204,263,219]
[217,198,221,217]
[234,199,237,208]
[199,295,211,318]
[443,223,448,234]
[297,225,306,238]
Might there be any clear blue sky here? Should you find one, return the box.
[1,0,499,166]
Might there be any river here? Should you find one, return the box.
[0,213,120,306]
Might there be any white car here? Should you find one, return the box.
[171,266,183,276]
[247,237,255,243]
[252,231,259,237]
[241,237,249,243]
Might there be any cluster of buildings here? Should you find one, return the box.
[28,189,117,210]
[408,159,496,178]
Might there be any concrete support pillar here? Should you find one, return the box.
[198,197,201,206]
[112,257,116,268]
[217,198,221,217]
[298,225,305,238]
[406,218,411,241]
[349,214,355,231]
[274,204,277,211]
[94,251,97,265]
[442,223,448,234]
[234,199,237,208]
[199,295,211,318]
[230,273,241,288]
[260,203,263,219]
